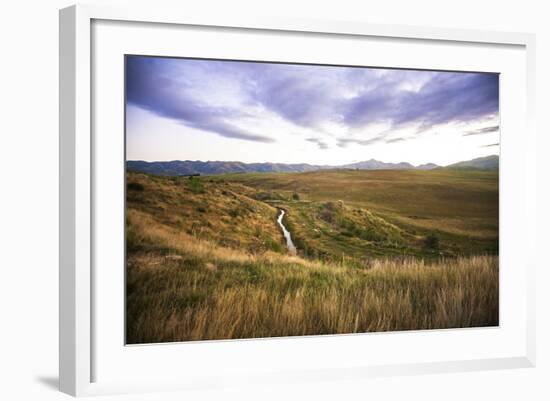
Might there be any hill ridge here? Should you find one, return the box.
[127,155,498,176]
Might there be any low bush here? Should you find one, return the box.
[127,182,145,191]
[188,177,205,194]
[424,232,440,250]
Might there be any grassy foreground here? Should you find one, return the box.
[127,212,498,344]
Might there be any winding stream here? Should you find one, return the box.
[277,209,297,254]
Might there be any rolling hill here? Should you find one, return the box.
[127,155,498,176]
[446,155,499,170]
[126,160,319,176]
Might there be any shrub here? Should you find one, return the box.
[424,232,440,250]
[228,208,240,218]
[358,227,384,242]
[292,192,300,200]
[127,182,144,191]
[188,177,204,194]
[319,202,337,223]
[254,191,283,201]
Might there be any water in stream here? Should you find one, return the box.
[277,209,297,255]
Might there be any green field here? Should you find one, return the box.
[126,169,499,343]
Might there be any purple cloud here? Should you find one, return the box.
[343,71,499,132]
[126,56,274,143]
[126,56,499,147]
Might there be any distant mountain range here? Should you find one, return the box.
[127,155,498,176]
[342,159,441,171]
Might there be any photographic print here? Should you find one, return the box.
[125,55,499,344]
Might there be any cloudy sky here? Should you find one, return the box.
[126,55,499,166]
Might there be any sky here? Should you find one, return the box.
[126,55,500,166]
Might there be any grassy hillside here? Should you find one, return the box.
[126,169,499,343]
[127,172,284,254]
[216,169,499,260]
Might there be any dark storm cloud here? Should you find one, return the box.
[126,56,499,145]
[463,125,500,136]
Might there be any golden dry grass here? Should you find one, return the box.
[126,209,498,344]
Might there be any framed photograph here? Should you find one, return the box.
[59,4,536,396]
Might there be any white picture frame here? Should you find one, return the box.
[59,4,536,397]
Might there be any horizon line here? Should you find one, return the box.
[126,154,499,168]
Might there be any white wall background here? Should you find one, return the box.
[0,0,547,399]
